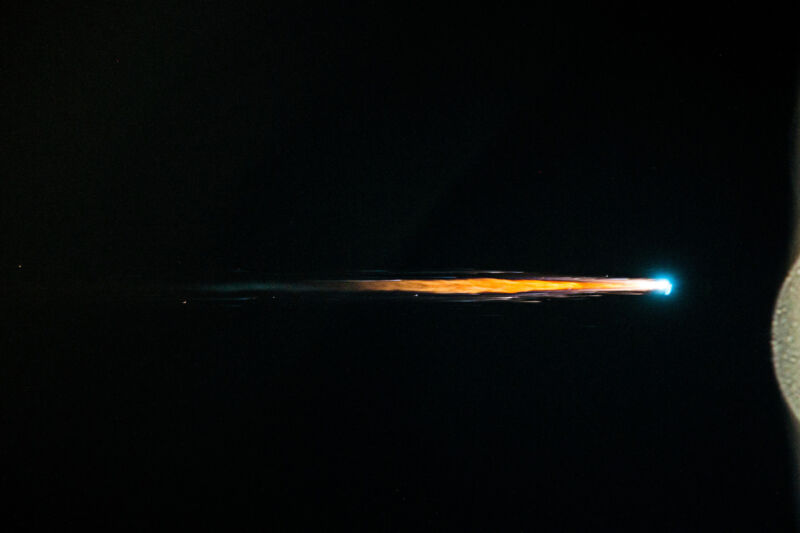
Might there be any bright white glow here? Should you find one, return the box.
[656,278,673,295]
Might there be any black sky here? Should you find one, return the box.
[3,4,800,530]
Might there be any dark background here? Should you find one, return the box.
[2,4,799,530]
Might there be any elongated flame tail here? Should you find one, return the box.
[190,274,673,303]
[332,277,673,296]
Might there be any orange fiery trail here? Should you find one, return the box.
[340,277,671,295]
